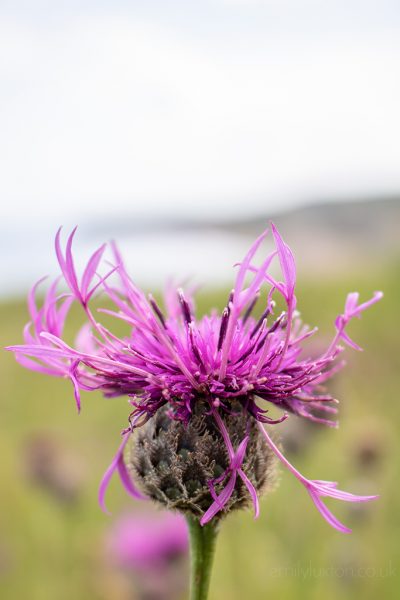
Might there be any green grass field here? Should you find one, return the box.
[1,263,399,599]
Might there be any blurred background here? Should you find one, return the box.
[0,1,399,599]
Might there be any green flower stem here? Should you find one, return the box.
[186,515,219,600]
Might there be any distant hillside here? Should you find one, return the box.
[86,196,400,275]
[241,195,400,238]
[254,196,400,274]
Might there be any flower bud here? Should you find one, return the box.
[129,400,278,520]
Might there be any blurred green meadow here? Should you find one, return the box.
[0,262,399,600]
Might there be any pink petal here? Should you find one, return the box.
[80,243,107,301]
[270,222,296,300]
[98,434,131,515]
[200,472,237,525]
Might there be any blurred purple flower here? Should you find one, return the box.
[23,433,84,504]
[106,511,188,570]
[6,223,382,532]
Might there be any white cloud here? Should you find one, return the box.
[0,9,399,222]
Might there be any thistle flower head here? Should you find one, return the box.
[106,511,188,570]
[7,223,382,532]
[105,511,189,600]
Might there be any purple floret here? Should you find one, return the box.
[6,223,382,532]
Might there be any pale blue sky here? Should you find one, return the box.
[1,0,400,223]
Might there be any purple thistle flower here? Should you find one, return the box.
[106,511,188,570]
[6,224,382,533]
[104,511,189,600]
